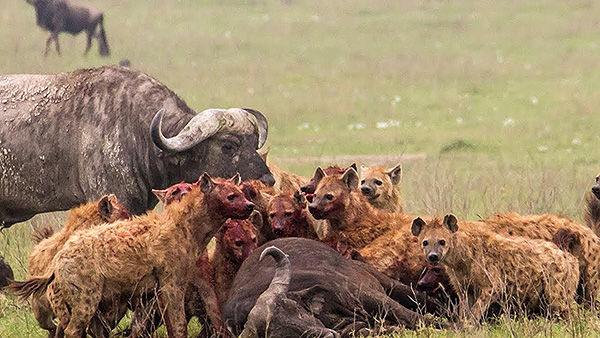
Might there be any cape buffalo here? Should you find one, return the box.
[0,65,274,228]
[26,0,110,57]
[225,238,451,337]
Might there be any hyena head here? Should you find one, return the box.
[218,217,259,264]
[198,173,255,220]
[97,194,131,222]
[300,163,358,202]
[267,191,309,238]
[308,167,359,222]
[359,163,402,202]
[411,214,458,266]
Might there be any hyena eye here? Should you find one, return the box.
[235,240,243,247]
[325,194,334,200]
[422,240,429,247]
[227,194,236,201]
[252,237,257,243]
[375,180,382,186]
[439,239,446,246]
[284,212,292,217]
[269,213,275,219]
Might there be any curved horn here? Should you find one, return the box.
[150,108,225,153]
[242,108,268,149]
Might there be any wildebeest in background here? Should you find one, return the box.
[26,0,110,57]
[0,65,274,228]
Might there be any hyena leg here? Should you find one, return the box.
[468,287,497,324]
[64,289,103,338]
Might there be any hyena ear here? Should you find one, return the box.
[249,210,263,229]
[199,173,215,194]
[152,189,168,205]
[360,165,368,176]
[349,163,358,172]
[443,214,459,233]
[387,164,402,185]
[341,167,359,191]
[259,146,270,162]
[231,173,242,185]
[411,217,426,236]
[312,167,326,188]
[97,195,114,221]
[293,190,307,207]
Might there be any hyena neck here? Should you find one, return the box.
[441,232,471,274]
[371,189,403,213]
[331,191,373,229]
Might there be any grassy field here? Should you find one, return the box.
[2,0,600,336]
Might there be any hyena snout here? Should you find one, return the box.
[592,185,600,199]
[427,253,441,264]
[360,185,373,196]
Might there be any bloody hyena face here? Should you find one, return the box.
[417,264,454,295]
[152,182,195,206]
[97,194,131,222]
[411,215,458,266]
[218,218,258,263]
[359,164,401,201]
[200,173,255,219]
[267,192,308,238]
[300,163,357,202]
[308,167,359,223]
[592,173,600,200]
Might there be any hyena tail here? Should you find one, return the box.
[5,273,54,302]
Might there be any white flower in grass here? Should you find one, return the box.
[456,117,463,124]
[503,118,515,127]
[415,121,423,127]
[538,145,548,152]
[297,122,310,131]
[566,148,573,154]
[531,97,539,105]
[347,123,366,131]
[572,138,581,145]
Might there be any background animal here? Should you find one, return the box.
[412,215,579,324]
[26,0,110,56]
[0,255,14,289]
[359,163,403,213]
[0,65,273,228]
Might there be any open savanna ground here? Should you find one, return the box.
[2,0,600,336]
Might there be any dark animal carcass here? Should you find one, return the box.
[26,0,110,57]
[0,65,274,228]
[225,238,450,337]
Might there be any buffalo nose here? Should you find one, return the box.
[259,173,275,187]
[427,254,440,264]
[361,186,372,195]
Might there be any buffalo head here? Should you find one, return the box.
[151,107,274,187]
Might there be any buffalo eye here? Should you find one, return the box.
[375,180,382,186]
[439,239,446,246]
[325,194,334,200]
[227,194,236,201]
[360,180,365,185]
[422,240,428,247]
[235,240,243,247]
[284,212,292,217]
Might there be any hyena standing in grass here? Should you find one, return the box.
[411,215,579,324]
[359,163,403,213]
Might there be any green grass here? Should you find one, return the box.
[2,0,600,336]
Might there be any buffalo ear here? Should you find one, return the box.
[387,164,402,185]
[97,195,114,221]
[293,190,307,207]
[411,217,426,237]
[199,173,215,194]
[341,168,359,191]
[312,167,326,188]
[231,173,242,186]
[443,214,459,233]
[152,189,168,205]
